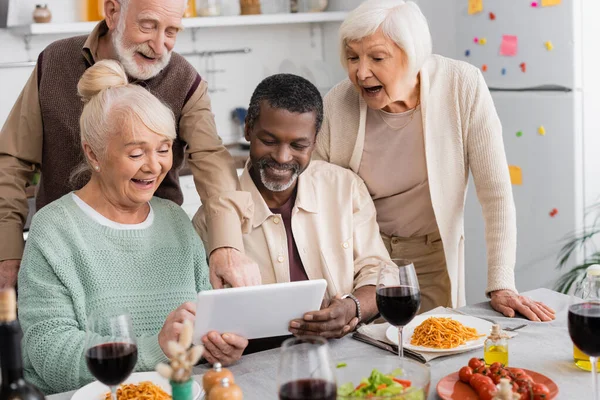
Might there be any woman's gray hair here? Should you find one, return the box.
[339,0,432,79]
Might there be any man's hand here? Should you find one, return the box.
[201,331,248,366]
[490,289,556,322]
[158,302,196,358]
[288,295,359,339]
[0,260,20,289]
[208,247,261,289]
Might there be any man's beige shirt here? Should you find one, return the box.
[0,22,253,261]
[194,160,391,299]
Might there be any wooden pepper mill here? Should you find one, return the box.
[203,362,234,396]
[207,377,243,400]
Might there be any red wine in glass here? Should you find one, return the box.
[277,337,336,400]
[376,260,421,364]
[569,302,600,356]
[85,309,137,400]
[569,301,600,400]
[376,286,421,327]
[278,379,337,400]
[85,342,138,386]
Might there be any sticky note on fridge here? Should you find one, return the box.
[509,165,522,185]
[541,0,561,6]
[468,0,483,14]
[500,35,518,56]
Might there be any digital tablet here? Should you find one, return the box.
[193,280,327,342]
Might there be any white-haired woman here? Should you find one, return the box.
[315,0,555,321]
[17,60,247,395]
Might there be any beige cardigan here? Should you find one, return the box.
[314,54,517,307]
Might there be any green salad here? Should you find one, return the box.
[337,368,424,399]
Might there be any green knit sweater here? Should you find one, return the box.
[17,194,211,394]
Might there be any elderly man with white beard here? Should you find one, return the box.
[0,0,260,291]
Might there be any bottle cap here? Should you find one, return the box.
[213,362,222,371]
[491,324,501,335]
[586,265,600,277]
[0,288,17,322]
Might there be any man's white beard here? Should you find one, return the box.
[259,167,299,192]
[112,17,172,80]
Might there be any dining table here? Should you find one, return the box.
[48,288,592,399]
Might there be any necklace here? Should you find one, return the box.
[377,98,421,131]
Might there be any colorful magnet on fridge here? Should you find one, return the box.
[508,165,523,185]
[474,37,479,44]
[549,208,558,217]
[479,37,487,45]
[501,68,507,75]
[482,64,488,72]
[538,125,546,135]
[516,131,523,137]
[465,49,471,57]
[520,62,527,72]
[489,12,496,20]
[545,41,554,51]
[531,1,538,7]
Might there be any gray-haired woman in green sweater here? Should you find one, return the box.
[17,60,248,395]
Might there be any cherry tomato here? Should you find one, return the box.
[459,366,473,383]
[517,382,533,399]
[474,366,491,376]
[470,374,494,392]
[478,384,498,400]
[491,371,504,385]
[489,362,504,373]
[518,375,534,385]
[511,368,527,379]
[518,390,532,400]
[512,381,520,392]
[468,357,485,370]
[469,374,486,392]
[532,383,551,400]
[499,369,513,381]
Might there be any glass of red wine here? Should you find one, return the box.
[376,259,421,366]
[85,309,138,400]
[569,280,600,400]
[277,336,337,400]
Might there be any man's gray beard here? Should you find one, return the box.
[112,16,171,80]
[259,167,299,192]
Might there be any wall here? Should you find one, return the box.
[0,0,344,144]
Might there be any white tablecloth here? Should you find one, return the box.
[48,288,593,399]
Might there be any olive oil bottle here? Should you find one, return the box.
[484,324,509,366]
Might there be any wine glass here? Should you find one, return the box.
[376,259,421,365]
[277,336,337,400]
[85,309,138,400]
[568,280,600,400]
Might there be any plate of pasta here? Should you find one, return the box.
[71,371,203,400]
[385,314,492,354]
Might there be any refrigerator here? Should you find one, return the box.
[454,0,589,302]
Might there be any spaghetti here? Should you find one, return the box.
[410,317,484,349]
[103,381,171,400]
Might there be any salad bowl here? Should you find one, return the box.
[335,355,430,399]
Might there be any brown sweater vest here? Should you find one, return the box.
[36,35,201,210]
